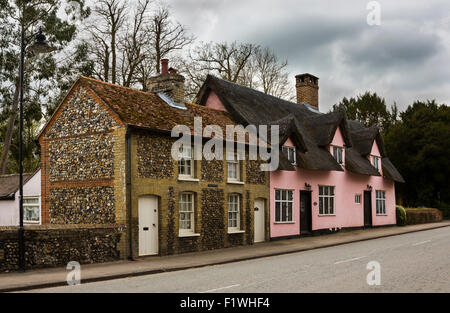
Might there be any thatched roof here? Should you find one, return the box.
[197,75,403,181]
[382,157,405,183]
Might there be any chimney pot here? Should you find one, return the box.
[161,58,169,75]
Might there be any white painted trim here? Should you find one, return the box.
[227,180,244,185]
[227,229,245,234]
[178,232,200,238]
[177,177,199,182]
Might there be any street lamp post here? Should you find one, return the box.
[18,27,55,272]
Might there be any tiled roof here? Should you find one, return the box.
[79,76,236,137]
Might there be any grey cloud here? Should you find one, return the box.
[165,0,450,111]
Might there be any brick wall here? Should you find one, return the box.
[130,131,270,257]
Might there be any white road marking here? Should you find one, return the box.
[334,256,367,264]
[200,284,241,293]
[412,240,431,246]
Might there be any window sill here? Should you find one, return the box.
[178,177,200,182]
[376,214,388,216]
[318,214,336,217]
[178,232,200,238]
[228,229,245,234]
[274,221,295,224]
[227,180,245,185]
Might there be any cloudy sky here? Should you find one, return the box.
[164,0,450,112]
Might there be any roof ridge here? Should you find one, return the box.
[79,76,158,98]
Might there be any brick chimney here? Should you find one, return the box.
[295,73,319,109]
[147,59,185,103]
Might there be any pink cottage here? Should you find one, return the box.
[197,73,404,239]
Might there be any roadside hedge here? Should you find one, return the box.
[404,208,443,225]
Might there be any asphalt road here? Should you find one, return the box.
[30,227,450,293]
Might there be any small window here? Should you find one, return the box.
[24,197,40,223]
[333,146,343,164]
[355,194,361,204]
[282,146,296,165]
[376,190,386,215]
[178,145,194,178]
[275,189,294,222]
[179,192,194,233]
[319,185,335,215]
[372,156,379,171]
[228,194,240,230]
[227,153,240,181]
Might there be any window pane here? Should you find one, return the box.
[330,197,334,214]
[287,202,293,221]
[275,190,280,200]
[287,190,293,201]
[275,202,281,221]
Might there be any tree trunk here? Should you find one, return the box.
[0,78,20,174]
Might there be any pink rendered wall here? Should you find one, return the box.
[270,128,396,238]
[205,91,227,111]
[204,94,397,238]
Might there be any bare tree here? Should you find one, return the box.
[148,5,195,74]
[181,41,294,101]
[251,47,294,100]
[119,0,151,87]
[86,0,126,84]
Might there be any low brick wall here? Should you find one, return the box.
[0,224,124,272]
[405,208,443,225]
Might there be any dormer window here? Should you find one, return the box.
[282,146,296,165]
[372,156,379,171]
[333,146,344,164]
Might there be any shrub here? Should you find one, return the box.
[405,208,443,225]
[396,205,407,226]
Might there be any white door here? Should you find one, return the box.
[138,196,159,256]
[254,199,265,243]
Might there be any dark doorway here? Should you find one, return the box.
[364,190,372,227]
[300,190,312,235]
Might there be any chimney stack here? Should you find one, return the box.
[147,59,185,103]
[161,58,169,74]
[295,73,319,109]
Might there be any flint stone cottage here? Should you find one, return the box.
[38,59,403,260]
[38,62,269,259]
[196,73,404,239]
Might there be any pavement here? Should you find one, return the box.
[1,221,449,292]
[30,226,450,293]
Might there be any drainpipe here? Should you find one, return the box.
[126,126,134,260]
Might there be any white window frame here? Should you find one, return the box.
[376,190,386,215]
[274,189,294,223]
[372,155,379,171]
[178,145,194,179]
[23,196,41,224]
[282,146,296,165]
[228,194,241,231]
[319,185,335,215]
[227,153,240,182]
[355,194,361,204]
[332,146,344,164]
[179,192,195,234]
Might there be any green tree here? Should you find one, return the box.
[332,92,398,132]
[0,0,90,174]
[384,100,450,216]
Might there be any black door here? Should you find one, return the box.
[364,190,372,227]
[300,191,312,234]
